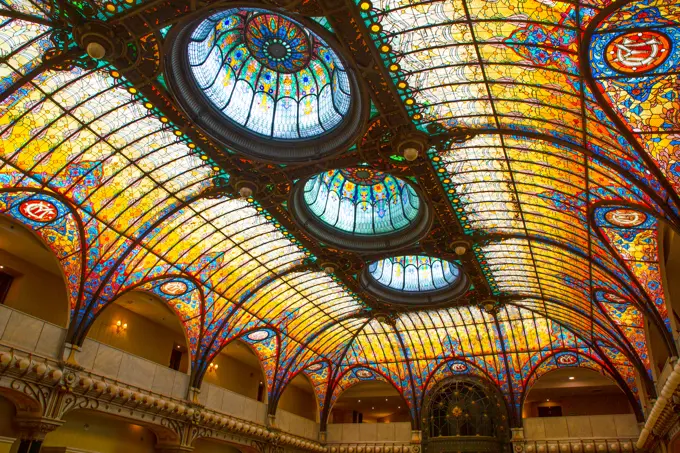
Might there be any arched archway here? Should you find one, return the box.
[328,380,410,424]
[0,214,70,328]
[87,290,192,373]
[522,367,634,418]
[202,338,267,402]
[278,372,319,422]
[422,377,510,453]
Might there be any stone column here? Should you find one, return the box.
[14,416,64,453]
[511,427,525,453]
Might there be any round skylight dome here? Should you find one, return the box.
[165,8,366,162]
[361,256,468,306]
[289,168,432,252]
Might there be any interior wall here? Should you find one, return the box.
[87,301,189,373]
[193,438,242,453]
[522,394,633,418]
[0,249,68,327]
[43,410,157,453]
[278,375,318,421]
[202,350,263,400]
[0,396,15,438]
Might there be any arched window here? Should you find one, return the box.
[426,380,501,438]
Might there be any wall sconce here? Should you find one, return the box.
[116,320,128,333]
[208,362,219,373]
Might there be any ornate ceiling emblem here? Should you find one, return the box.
[247,330,270,341]
[606,31,670,73]
[19,200,58,223]
[306,363,323,372]
[355,369,374,379]
[160,281,188,296]
[604,208,647,227]
[556,353,578,366]
[450,362,469,373]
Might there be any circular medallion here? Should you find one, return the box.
[604,208,647,227]
[606,31,671,74]
[450,362,468,373]
[306,363,323,372]
[160,281,188,296]
[247,330,270,341]
[19,200,58,223]
[355,369,373,379]
[244,13,311,73]
[557,354,578,366]
[339,168,386,185]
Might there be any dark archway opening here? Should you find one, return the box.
[422,377,510,453]
[330,381,410,424]
[522,368,634,418]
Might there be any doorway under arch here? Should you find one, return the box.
[422,377,510,453]
[329,380,410,424]
[87,290,191,373]
[0,215,70,328]
[203,338,267,402]
[522,367,634,418]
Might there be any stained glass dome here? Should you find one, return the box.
[290,168,432,252]
[165,8,366,161]
[369,256,461,292]
[361,256,468,306]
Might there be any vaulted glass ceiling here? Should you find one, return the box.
[1,0,679,428]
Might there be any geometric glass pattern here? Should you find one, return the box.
[188,8,351,139]
[368,256,461,293]
[302,168,421,235]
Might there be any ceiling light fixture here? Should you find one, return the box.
[569,376,575,380]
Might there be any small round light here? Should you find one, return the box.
[569,376,575,380]
[403,147,418,161]
[144,102,153,109]
[389,63,399,72]
[105,3,116,12]
[380,44,391,53]
[405,98,415,105]
[360,1,372,10]
[397,81,407,89]
[86,42,106,60]
[174,130,183,136]
[200,155,209,161]
[239,186,254,198]
[160,117,169,123]
[370,24,382,33]
[128,87,138,94]
[454,245,467,256]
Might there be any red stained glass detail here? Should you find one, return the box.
[606,31,670,73]
[19,200,58,223]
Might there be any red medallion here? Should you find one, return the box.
[606,31,670,73]
[19,200,58,223]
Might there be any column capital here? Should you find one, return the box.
[14,416,64,441]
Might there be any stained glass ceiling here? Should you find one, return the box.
[1,0,679,431]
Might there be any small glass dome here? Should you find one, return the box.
[361,255,468,306]
[369,256,461,292]
[188,9,349,139]
[290,168,431,252]
[165,8,366,162]
[303,168,420,235]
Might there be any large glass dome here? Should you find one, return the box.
[290,168,431,252]
[369,256,461,292]
[303,168,420,235]
[165,8,366,161]
[361,255,468,306]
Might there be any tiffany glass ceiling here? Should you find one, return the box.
[2,0,680,429]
